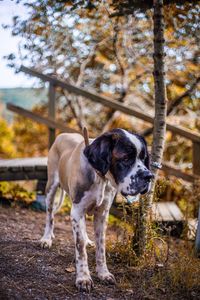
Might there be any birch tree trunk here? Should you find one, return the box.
[136,0,167,256]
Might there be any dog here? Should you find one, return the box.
[40,128,153,292]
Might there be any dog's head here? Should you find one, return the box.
[83,129,153,197]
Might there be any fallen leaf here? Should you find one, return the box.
[65,266,75,273]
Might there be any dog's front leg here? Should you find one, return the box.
[94,201,116,285]
[81,217,95,248]
[71,205,93,292]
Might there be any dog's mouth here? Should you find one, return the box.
[121,193,140,204]
[121,182,150,199]
[121,191,138,197]
[140,186,149,195]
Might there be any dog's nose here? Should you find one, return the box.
[143,170,154,181]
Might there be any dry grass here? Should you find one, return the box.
[106,232,200,298]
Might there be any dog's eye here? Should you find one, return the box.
[123,157,129,162]
[121,156,130,164]
[139,149,145,161]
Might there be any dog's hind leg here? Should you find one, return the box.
[40,174,59,248]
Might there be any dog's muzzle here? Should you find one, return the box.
[121,170,154,204]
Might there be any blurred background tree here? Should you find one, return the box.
[3,0,199,170]
[0,0,198,203]
[0,117,16,158]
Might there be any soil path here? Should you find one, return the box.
[0,206,131,300]
[1,206,198,300]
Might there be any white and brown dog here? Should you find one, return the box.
[40,128,153,292]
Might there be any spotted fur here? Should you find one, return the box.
[40,129,152,292]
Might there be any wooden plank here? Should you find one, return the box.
[193,141,200,176]
[152,202,184,237]
[0,166,8,172]
[0,171,47,181]
[0,157,47,181]
[162,162,197,182]
[165,125,200,143]
[164,202,183,221]
[9,166,22,172]
[7,103,80,134]
[48,83,56,148]
[1,142,199,185]
[0,157,47,168]
[20,66,152,123]
[20,66,200,143]
[35,165,47,171]
[23,166,34,172]
[110,201,184,237]
[155,202,174,222]
[110,202,184,224]
[111,201,183,224]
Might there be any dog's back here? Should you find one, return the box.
[46,133,84,193]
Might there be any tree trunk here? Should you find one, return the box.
[136,0,167,256]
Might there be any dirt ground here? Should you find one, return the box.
[0,205,200,300]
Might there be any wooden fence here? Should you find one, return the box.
[0,66,200,246]
[6,65,200,182]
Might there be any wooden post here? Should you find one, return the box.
[193,141,200,256]
[48,83,56,148]
[193,142,200,176]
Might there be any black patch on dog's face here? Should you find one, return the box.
[84,129,151,195]
[109,133,137,184]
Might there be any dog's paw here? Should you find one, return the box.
[40,236,53,249]
[76,276,94,293]
[97,271,116,285]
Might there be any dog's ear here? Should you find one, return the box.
[83,133,115,176]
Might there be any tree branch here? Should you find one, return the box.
[141,76,200,137]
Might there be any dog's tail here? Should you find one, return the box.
[53,188,66,214]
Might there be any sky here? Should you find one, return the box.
[0,0,35,88]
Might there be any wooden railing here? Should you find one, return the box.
[7,65,200,182]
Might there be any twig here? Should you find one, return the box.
[103,2,127,102]
[75,37,110,127]
[25,255,35,264]
[56,281,74,296]
[62,90,83,130]
[141,76,200,137]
